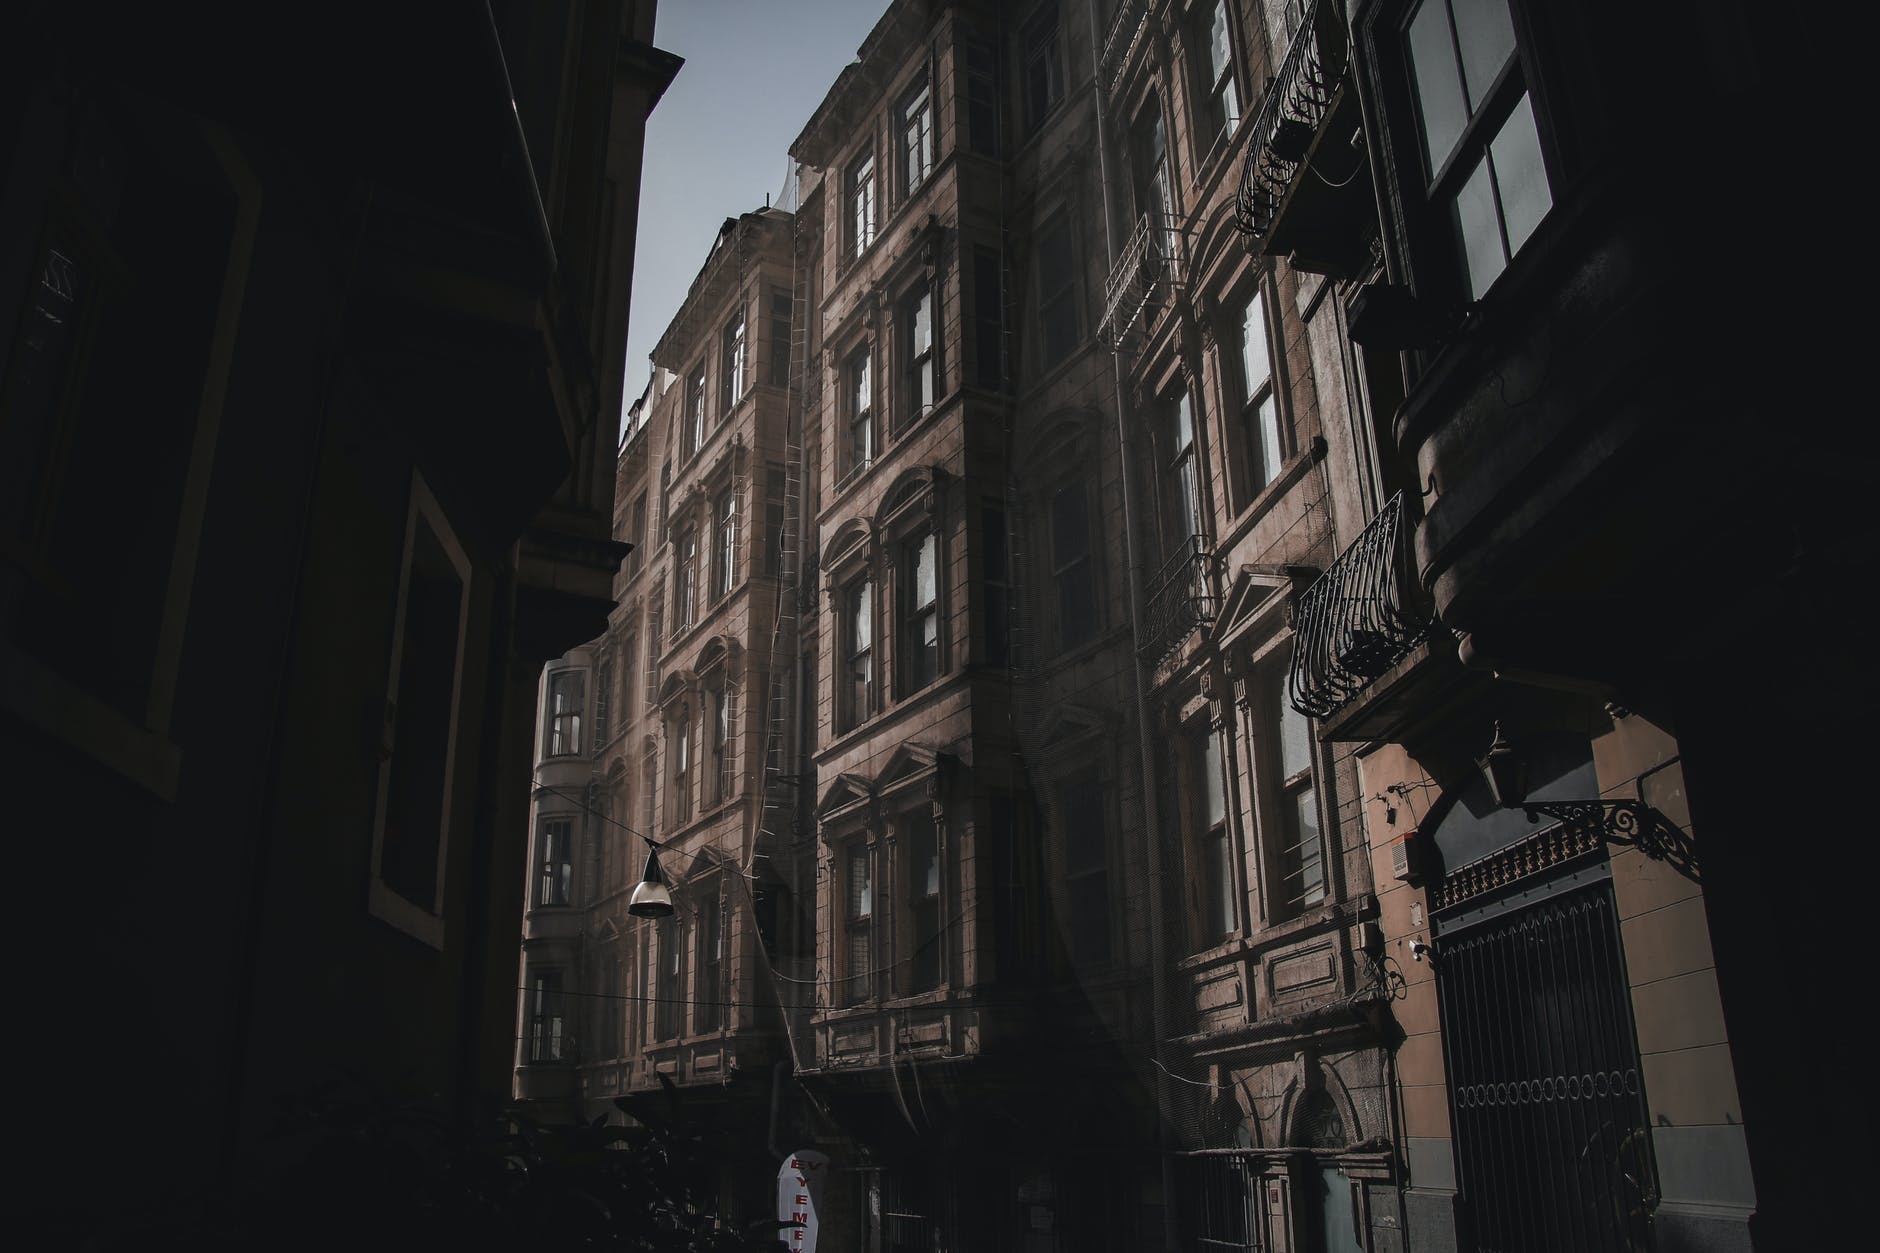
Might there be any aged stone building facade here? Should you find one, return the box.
[518,0,1856,1249]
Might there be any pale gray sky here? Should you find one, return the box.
[622,0,888,434]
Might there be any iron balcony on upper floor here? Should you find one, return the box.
[1144,534,1217,663]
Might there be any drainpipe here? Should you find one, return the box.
[1083,3,1180,1247]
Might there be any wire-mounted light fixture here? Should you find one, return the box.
[628,839,673,918]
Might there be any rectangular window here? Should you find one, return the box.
[983,504,1010,667]
[899,81,933,195]
[620,633,638,728]
[671,712,693,825]
[972,247,1005,389]
[1051,481,1096,651]
[1022,3,1062,134]
[1132,103,1176,262]
[544,669,585,757]
[529,971,564,1062]
[624,494,647,579]
[656,919,683,1040]
[903,286,936,425]
[715,487,738,599]
[1270,667,1324,916]
[768,290,793,387]
[1060,771,1109,965]
[1237,288,1283,493]
[845,345,874,476]
[537,816,573,907]
[843,578,874,731]
[677,529,698,629]
[965,36,1001,155]
[1196,0,1241,146]
[848,150,877,259]
[1036,219,1077,371]
[907,813,942,992]
[644,604,664,708]
[1163,387,1200,549]
[659,460,673,541]
[722,310,746,415]
[764,463,787,576]
[902,530,940,692]
[642,748,658,835]
[594,659,613,746]
[845,842,873,1004]
[1406,0,1551,299]
[685,366,706,460]
[696,893,723,1032]
[711,683,733,805]
[1190,728,1235,944]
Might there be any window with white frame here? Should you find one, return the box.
[722,309,746,416]
[844,345,874,478]
[536,815,573,907]
[848,149,877,259]
[1235,283,1284,496]
[709,680,734,806]
[685,366,706,460]
[528,970,564,1062]
[841,577,874,732]
[544,669,585,757]
[1051,480,1097,652]
[1162,384,1201,551]
[905,811,942,993]
[670,707,693,825]
[1404,0,1552,299]
[1060,770,1110,965]
[1194,0,1241,147]
[1264,660,1324,918]
[899,80,933,195]
[902,285,936,426]
[715,486,738,600]
[900,529,940,693]
[843,840,874,1004]
[676,528,698,630]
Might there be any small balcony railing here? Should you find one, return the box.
[1287,491,1431,717]
[1144,534,1216,660]
[1099,212,1183,349]
[1234,0,1348,250]
[1099,1,1149,105]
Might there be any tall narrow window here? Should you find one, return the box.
[973,247,1005,389]
[656,918,684,1040]
[846,346,874,477]
[722,309,746,415]
[1191,728,1235,944]
[902,530,940,692]
[1405,0,1551,299]
[1060,771,1110,965]
[1132,102,1176,263]
[671,709,693,825]
[1051,481,1096,651]
[537,816,573,907]
[1163,387,1200,550]
[624,494,647,578]
[1237,288,1283,494]
[1271,668,1324,915]
[764,463,787,576]
[715,487,738,599]
[1021,3,1062,134]
[544,669,585,757]
[907,813,942,992]
[659,460,672,541]
[620,632,638,728]
[899,81,933,194]
[710,682,733,805]
[594,658,613,746]
[529,971,564,1061]
[845,842,873,1003]
[843,578,874,731]
[642,746,658,835]
[1195,0,1241,146]
[965,36,1001,155]
[768,290,793,386]
[1036,220,1077,371]
[983,504,1010,667]
[685,367,706,460]
[848,150,877,258]
[903,287,935,424]
[695,892,723,1032]
[676,529,698,630]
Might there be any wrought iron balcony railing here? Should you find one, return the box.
[1233,0,1349,250]
[1144,534,1216,660]
[1099,212,1182,349]
[1098,1,1149,106]
[1287,491,1431,717]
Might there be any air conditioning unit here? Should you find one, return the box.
[1389,828,1420,883]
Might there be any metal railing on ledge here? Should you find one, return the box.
[1287,491,1431,717]
[1099,1,1148,106]
[1099,212,1183,349]
[1144,534,1216,660]
[1233,0,1348,249]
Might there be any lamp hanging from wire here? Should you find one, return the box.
[628,839,673,918]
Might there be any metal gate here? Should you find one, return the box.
[1179,1155,1261,1250]
[1436,881,1657,1252]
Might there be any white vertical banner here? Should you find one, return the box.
[777,1149,829,1252]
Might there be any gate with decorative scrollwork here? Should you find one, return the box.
[1436,881,1658,1252]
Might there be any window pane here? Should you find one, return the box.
[1279,691,1312,779]
[848,845,872,917]
[1455,152,1505,300]
[1294,788,1324,903]
[1203,732,1225,826]
[1452,0,1517,110]
[915,532,937,607]
[1256,394,1282,490]
[1171,389,1193,452]
[1407,0,1468,177]
[1207,1,1232,80]
[910,816,940,898]
[1239,292,1270,397]
[1491,91,1551,258]
[853,581,872,650]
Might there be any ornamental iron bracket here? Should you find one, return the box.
[1520,800,1699,883]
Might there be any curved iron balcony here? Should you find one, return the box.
[1288,491,1431,717]
[1234,0,1349,250]
[1144,534,1216,661]
[1099,212,1183,350]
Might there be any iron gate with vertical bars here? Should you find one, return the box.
[1436,880,1657,1252]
